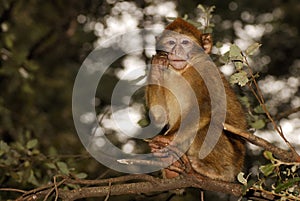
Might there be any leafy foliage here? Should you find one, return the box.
[218,42,270,130]
[239,151,300,200]
[0,135,87,189]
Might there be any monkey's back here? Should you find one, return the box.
[183,65,246,182]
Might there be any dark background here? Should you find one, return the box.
[0,0,299,200]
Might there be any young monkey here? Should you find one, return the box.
[146,18,247,182]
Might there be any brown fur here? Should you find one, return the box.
[146,18,246,182]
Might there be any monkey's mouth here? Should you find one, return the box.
[170,59,186,62]
[169,60,187,70]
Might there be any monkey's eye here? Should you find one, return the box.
[181,39,190,45]
[167,40,176,45]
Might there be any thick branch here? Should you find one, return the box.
[14,174,242,201]
[58,174,242,201]
[224,123,300,162]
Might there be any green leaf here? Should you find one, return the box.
[230,71,249,86]
[238,96,251,109]
[66,183,80,189]
[15,142,25,151]
[26,139,38,149]
[0,141,10,156]
[24,160,30,167]
[259,163,275,176]
[137,118,149,127]
[48,146,58,156]
[229,44,243,61]
[207,6,216,14]
[204,27,213,34]
[4,34,14,49]
[242,179,255,195]
[237,172,247,185]
[233,60,244,70]
[28,170,39,186]
[31,149,40,155]
[263,151,275,161]
[291,165,298,173]
[215,42,223,48]
[56,161,70,175]
[245,43,261,56]
[75,172,88,179]
[250,119,265,130]
[197,4,206,12]
[45,162,56,169]
[254,105,265,114]
[219,51,230,64]
[188,20,203,29]
[274,177,300,193]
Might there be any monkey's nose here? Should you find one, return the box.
[168,53,187,61]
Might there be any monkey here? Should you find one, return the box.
[146,18,247,182]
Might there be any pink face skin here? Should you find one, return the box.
[160,34,196,70]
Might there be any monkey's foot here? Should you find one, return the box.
[148,135,194,178]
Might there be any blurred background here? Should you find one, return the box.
[0,0,299,200]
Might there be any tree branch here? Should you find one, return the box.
[275,106,300,120]
[14,174,242,201]
[223,123,300,162]
[12,123,300,201]
[60,175,242,201]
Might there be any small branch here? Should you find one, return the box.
[104,181,111,201]
[243,56,300,160]
[0,188,26,194]
[223,123,300,162]
[15,183,55,201]
[275,106,300,120]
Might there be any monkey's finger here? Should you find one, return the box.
[150,135,172,145]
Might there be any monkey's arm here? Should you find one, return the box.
[146,53,169,126]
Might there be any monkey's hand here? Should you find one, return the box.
[148,135,193,178]
[149,53,169,85]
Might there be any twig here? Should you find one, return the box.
[0,188,26,194]
[223,123,300,162]
[104,181,111,201]
[275,106,300,120]
[15,183,54,201]
[42,177,66,201]
[54,176,60,201]
[243,55,300,159]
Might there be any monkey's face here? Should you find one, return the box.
[157,33,201,70]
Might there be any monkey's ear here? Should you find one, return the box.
[201,33,213,54]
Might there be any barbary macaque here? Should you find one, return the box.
[146,18,246,182]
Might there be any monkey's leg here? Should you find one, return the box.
[149,135,194,178]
